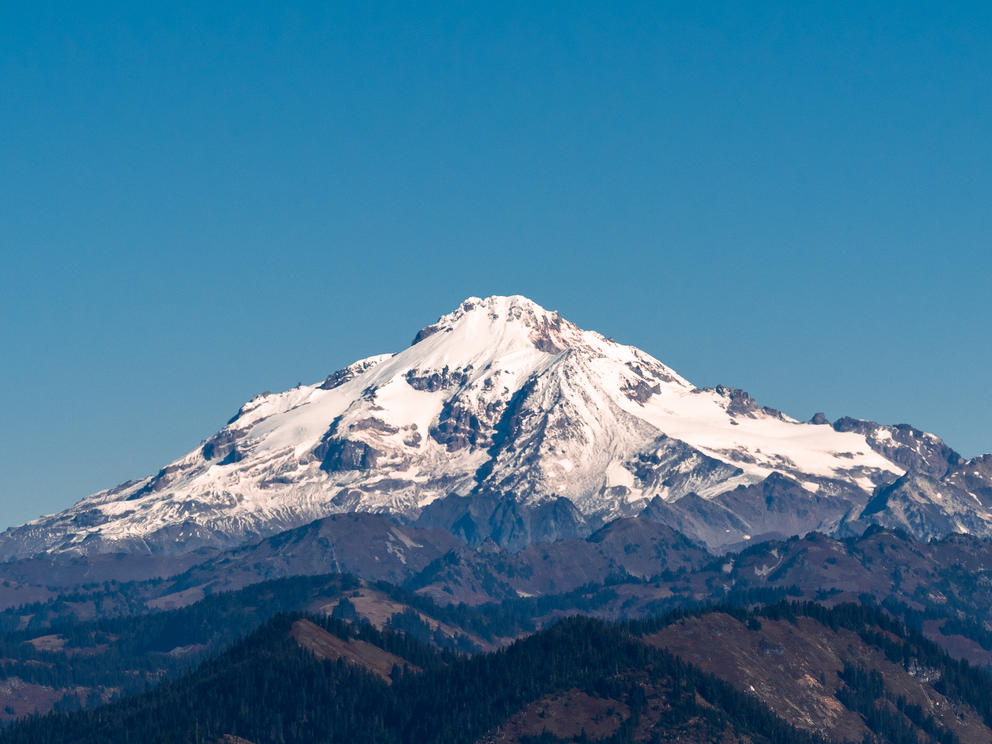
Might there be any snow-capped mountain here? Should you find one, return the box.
[1,295,986,558]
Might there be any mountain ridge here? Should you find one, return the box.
[2,294,988,559]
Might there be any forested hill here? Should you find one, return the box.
[5,603,992,744]
[0,610,821,744]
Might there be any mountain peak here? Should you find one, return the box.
[457,294,548,314]
[2,294,958,560]
[410,294,588,356]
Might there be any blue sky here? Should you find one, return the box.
[1,2,990,528]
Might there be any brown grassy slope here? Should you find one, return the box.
[289,618,420,682]
[643,612,992,744]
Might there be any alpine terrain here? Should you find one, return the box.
[2,295,989,559]
[2,296,992,742]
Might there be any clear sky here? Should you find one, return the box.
[1,2,990,529]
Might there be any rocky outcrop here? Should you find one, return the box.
[842,455,992,541]
[833,417,961,478]
[316,438,381,472]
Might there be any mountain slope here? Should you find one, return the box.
[638,602,992,744]
[0,612,827,744]
[4,294,984,559]
[10,524,992,722]
[844,455,992,539]
[6,604,992,744]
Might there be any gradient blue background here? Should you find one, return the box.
[2,2,990,529]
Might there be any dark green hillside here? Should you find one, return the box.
[6,601,992,742]
[1,611,825,744]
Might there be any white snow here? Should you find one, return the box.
[390,527,423,550]
[613,385,901,482]
[371,379,447,443]
[605,460,635,489]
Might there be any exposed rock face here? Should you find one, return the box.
[703,385,787,421]
[628,435,743,499]
[832,417,962,478]
[841,454,992,541]
[316,438,381,472]
[621,378,661,404]
[429,395,495,452]
[946,454,992,501]
[405,366,470,392]
[0,294,985,560]
[201,429,244,464]
[319,355,393,391]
